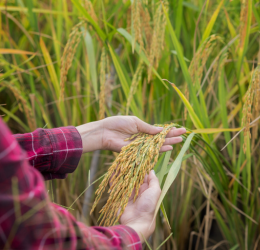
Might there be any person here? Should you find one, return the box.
[0,115,186,249]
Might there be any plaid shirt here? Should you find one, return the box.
[0,117,141,250]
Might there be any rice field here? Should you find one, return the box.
[1,0,260,249]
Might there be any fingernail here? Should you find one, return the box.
[151,170,155,174]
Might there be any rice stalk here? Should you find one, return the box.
[82,0,98,22]
[127,6,132,31]
[184,85,189,120]
[0,81,36,130]
[99,47,107,120]
[90,123,177,226]
[242,65,260,153]
[140,7,152,52]
[208,55,220,92]
[239,0,248,50]
[155,1,168,68]
[132,0,143,53]
[217,53,228,82]
[184,35,219,118]
[126,60,143,115]
[148,1,168,82]
[189,35,219,85]
[60,21,85,100]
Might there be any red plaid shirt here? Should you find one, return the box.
[0,117,141,250]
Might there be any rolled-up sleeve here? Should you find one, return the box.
[0,118,142,250]
[14,126,82,180]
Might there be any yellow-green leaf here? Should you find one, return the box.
[200,0,224,46]
[152,133,195,225]
[0,49,37,55]
[170,82,203,129]
[40,37,60,98]
[191,127,242,134]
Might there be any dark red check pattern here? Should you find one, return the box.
[0,117,141,250]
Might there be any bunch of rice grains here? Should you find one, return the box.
[90,123,177,226]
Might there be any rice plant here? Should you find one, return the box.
[1,0,260,249]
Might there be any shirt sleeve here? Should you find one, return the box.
[0,118,142,250]
[14,126,83,180]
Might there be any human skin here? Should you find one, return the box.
[76,116,186,153]
[76,116,186,242]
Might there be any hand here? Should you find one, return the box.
[120,170,161,242]
[76,116,186,153]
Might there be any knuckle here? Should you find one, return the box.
[130,115,137,120]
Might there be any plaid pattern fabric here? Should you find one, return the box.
[0,117,142,250]
[14,126,83,180]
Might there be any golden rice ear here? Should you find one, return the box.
[239,0,248,50]
[141,7,152,52]
[82,0,98,22]
[147,1,168,82]
[184,35,220,122]
[126,60,143,115]
[242,65,260,153]
[60,21,85,101]
[132,0,143,53]
[91,124,175,226]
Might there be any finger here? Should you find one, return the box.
[134,117,163,135]
[148,170,161,198]
[159,145,173,153]
[130,181,149,200]
[163,136,183,146]
[166,127,186,138]
[138,182,149,196]
[143,173,149,184]
[137,174,149,196]
[135,174,149,198]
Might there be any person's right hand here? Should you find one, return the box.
[120,170,161,243]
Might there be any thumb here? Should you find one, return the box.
[135,117,163,135]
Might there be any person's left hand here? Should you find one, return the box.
[76,116,186,153]
[120,170,161,242]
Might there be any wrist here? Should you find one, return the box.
[76,120,104,153]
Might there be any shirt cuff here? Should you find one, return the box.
[43,126,83,180]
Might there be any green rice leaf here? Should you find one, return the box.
[82,29,98,100]
[107,44,141,117]
[158,150,172,186]
[152,133,195,222]
[0,106,29,132]
[229,244,239,250]
[117,28,168,89]
[161,4,202,121]
[199,0,224,46]
[71,0,106,42]
[156,232,173,250]
[156,153,194,178]
[142,234,153,250]
[160,202,171,229]
[40,38,60,99]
